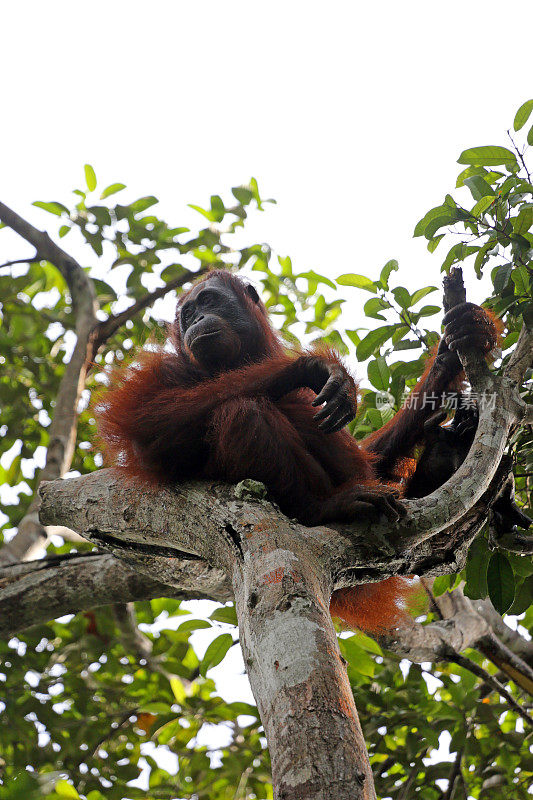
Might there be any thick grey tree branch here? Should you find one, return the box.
[380,584,533,695]
[0,444,508,644]
[0,551,231,638]
[36,464,513,597]
[0,201,98,565]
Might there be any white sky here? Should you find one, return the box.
[2,1,532,311]
[2,3,532,795]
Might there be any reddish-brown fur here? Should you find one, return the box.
[96,270,499,634]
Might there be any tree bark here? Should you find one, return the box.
[0,551,231,638]
[233,516,375,799]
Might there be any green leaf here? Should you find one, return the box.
[100,182,126,199]
[130,195,158,215]
[456,165,487,188]
[413,205,448,237]
[188,203,215,222]
[379,259,398,289]
[528,124,533,147]
[367,357,390,391]
[232,186,253,205]
[55,780,81,799]
[210,194,225,222]
[59,225,70,238]
[356,325,396,361]
[393,339,421,351]
[84,164,97,192]
[513,206,533,235]
[32,200,68,216]
[336,273,377,293]
[340,637,375,677]
[410,286,438,306]
[424,215,455,239]
[473,241,493,278]
[471,196,495,217]
[441,242,480,273]
[432,575,452,597]
[177,618,212,632]
[351,630,383,656]
[511,266,529,295]
[513,99,533,131]
[487,552,515,614]
[210,605,238,625]
[464,175,496,202]
[278,255,293,276]
[250,176,263,208]
[364,297,389,320]
[457,146,518,167]
[464,537,490,600]
[345,329,361,347]
[170,677,186,704]
[427,233,445,252]
[298,270,336,291]
[200,633,233,677]
[416,305,440,317]
[392,286,411,309]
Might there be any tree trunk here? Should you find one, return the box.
[233,522,376,800]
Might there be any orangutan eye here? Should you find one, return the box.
[181,305,192,327]
[197,290,217,307]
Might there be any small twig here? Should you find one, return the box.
[376,756,396,778]
[397,761,421,800]
[0,255,40,269]
[507,129,532,183]
[233,765,254,800]
[442,745,465,800]
[91,706,139,757]
[448,650,533,727]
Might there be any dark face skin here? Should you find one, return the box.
[179,277,259,372]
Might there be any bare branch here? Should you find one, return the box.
[36,465,508,605]
[473,599,533,668]
[379,607,490,663]
[381,585,533,697]
[110,602,199,688]
[507,128,532,184]
[111,602,173,678]
[477,631,533,696]
[0,551,231,638]
[0,201,92,294]
[0,256,41,269]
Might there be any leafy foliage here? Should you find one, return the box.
[1,103,532,798]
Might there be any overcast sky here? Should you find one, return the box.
[2,1,532,790]
[2,1,532,311]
